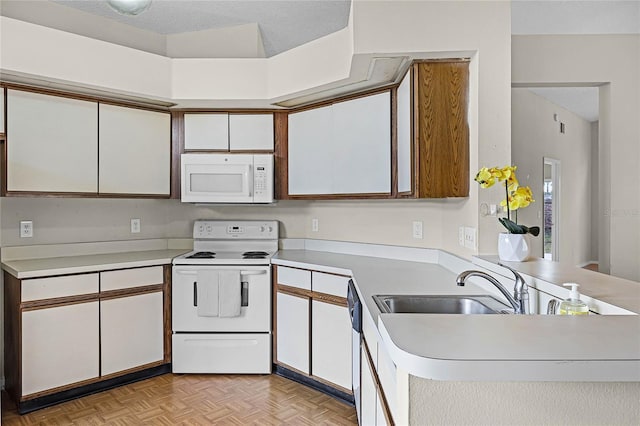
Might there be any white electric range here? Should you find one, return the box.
[172,220,278,374]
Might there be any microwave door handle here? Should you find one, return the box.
[240,270,267,276]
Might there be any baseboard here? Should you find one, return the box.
[274,364,354,406]
[16,364,170,414]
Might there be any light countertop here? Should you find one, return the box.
[475,255,640,314]
[2,249,189,279]
[273,248,640,382]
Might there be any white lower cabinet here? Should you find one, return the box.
[22,302,99,395]
[101,292,164,375]
[311,300,352,390]
[276,292,310,374]
[361,342,378,426]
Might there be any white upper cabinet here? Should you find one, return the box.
[288,91,391,196]
[396,71,412,193]
[184,113,274,151]
[229,114,274,151]
[332,92,391,194]
[288,105,333,195]
[184,113,229,150]
[0,87,5,133]
[99,104,171,195]
[6,90,98,193]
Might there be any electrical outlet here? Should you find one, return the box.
[130,218,141,234]
[412,221,423,239]
[464,227,476,249]
[489,204,498,216]
[311,218,319,232]
[458,227,465,246]
[20,220,33,238]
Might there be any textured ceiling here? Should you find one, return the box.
[52,0,352,57]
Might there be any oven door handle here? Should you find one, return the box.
[240,270,267,276]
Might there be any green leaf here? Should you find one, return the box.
[499,218,539,236]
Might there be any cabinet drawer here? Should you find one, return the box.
[100,266,164,291]
[21,273,99,302]
[277,266,311,291]
[312,271,349,298]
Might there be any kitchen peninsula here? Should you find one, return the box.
[272,239,640,425]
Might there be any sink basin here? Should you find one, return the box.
[373,294,512,314]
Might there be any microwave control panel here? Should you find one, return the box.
[253,155,274,203]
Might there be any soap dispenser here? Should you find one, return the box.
[558,283,589,315]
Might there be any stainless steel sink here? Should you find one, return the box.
[373,294,512,314]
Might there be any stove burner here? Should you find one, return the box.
[243,251,269,259]
[187,251,216,259]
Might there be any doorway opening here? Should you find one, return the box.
[543,158,560,261]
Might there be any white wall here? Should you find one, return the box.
[512,34,640,282]
[350,0,512,256]
[511,88,594,266]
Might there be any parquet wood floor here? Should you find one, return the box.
[1,373,358,425]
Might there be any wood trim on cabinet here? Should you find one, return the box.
[311,291,348,307]
[287,86,396,114]
[1,83,173,112]
[20,361,167,401]
[170,111,184,199]
[391,86,399,198]
[413,60,470,198]
[163,265,172,364]
[274,111,289,200]
[276,284,313,299]
[21,293,100,311]
[310,373,353,396]
[363,337,396,426]
[4,271,23,404]
[96,360,166,383]
[99,284,164,301]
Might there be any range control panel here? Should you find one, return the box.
[193,220,279,240]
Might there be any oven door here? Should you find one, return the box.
[172,265,271,332]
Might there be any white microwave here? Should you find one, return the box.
[181,153,274,203]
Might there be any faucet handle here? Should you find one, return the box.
[498,262,527,288]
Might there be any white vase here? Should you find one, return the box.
[498,233,531,262]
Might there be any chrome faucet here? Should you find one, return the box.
[456,264,529,314]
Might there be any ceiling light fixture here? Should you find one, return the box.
[107,0,152,16]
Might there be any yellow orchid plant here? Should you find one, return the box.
[475,165,540,236]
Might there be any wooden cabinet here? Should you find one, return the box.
[5,89,98,193]
[408,60,470,198]
[286,91,391,197]
[274,266,352,399]
[3,265,171,413]
[184,112,274,151]
[99,104,171,195]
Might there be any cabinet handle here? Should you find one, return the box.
[193,281,198,306]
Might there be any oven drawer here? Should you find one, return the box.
[172,333,271,374]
